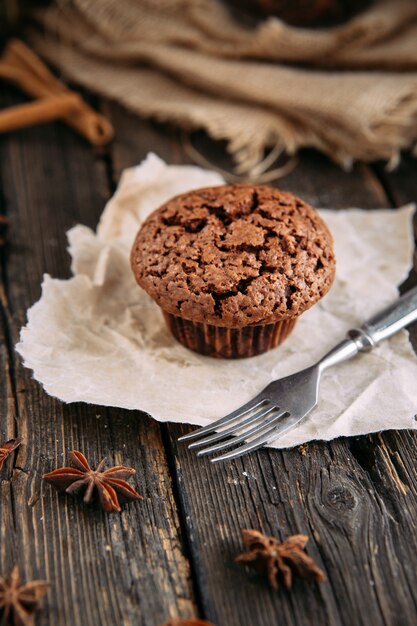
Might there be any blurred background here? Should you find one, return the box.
[0,0,416,182]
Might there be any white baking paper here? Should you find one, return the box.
[16,153,417,448]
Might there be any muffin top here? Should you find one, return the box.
[131,184,335,327]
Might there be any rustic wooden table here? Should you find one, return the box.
[0,85,416,626]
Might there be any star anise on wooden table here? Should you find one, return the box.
[235,529,325,590]
[0,437,23,471]
[161,617,213,626]
[0,566,48,626]
[43,450,143,513]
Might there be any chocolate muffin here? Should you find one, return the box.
[130,184,335,358]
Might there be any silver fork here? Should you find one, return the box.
[179,285,417,463]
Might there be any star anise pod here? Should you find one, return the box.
[235,529,325,590]
[0,437,23,471]
[0,566,48,626]
[43,450,143,513]
[161,617,213,626]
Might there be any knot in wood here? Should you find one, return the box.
[325,485,357,511]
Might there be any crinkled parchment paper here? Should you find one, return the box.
[16,154,417,448]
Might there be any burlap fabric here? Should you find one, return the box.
[28,0,417,174]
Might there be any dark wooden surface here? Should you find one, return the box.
[0,85,416,626]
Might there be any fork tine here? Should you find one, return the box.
[196,409,286,457]
[188,404,278,450]
[178,393,269,442]
[210,410,309,463]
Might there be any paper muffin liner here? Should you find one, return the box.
[163,313,297,358]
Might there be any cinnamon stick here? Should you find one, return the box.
[0,93,83,134]
[0,39,113,145]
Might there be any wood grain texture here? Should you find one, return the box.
[0,87,416,626]
[373,156,417,209]
[0,88,197,626]
[100,100,417,626]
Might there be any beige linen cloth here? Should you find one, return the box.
[28,0,417,175]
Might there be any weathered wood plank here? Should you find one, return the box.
[105,99,417,626]
[366,156,417,616]
[168,429,417,626]
[373,156,417,210]
[0,88,197,626]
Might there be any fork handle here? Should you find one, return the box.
[350,284,417,349]
[318,285,417,371]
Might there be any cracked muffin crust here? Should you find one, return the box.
[130,184,335,357]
